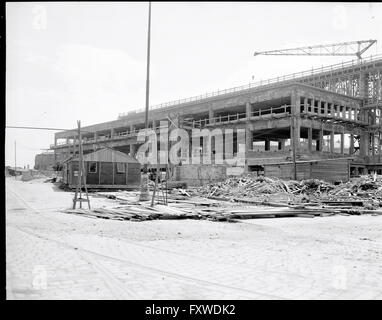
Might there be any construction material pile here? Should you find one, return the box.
[324,175,382,200]
[62,175,382,223]
[193,174,382,207]
[193,175,331,201]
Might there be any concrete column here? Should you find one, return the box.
[290,118,301,153]
[350,134,355,155]
[340,130,345,155]
[130,124,135,133]
[330,103,334,118]
[291,91,300,115]
[310,98,314,113]
[278,140,285,151]
[308,126,313,152]
[265,139,270,151]
[245,124,252,173]
[245,124,252,151]
[110,128,115,138]
[292,91,301,153]
[330,129,335,153]
[318,100,322,115]
[371,133,376,160]
[318,128,324,152]
[246,102,251,119]
[304,97,308,114]
[209,105,215,124]
[359,131,368,157]
[290,90,300,155]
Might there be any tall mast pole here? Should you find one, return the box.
[139,1,152,201]
[145,1,151,135]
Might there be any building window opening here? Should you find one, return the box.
[116,162,125,173]
[89,162,97,173]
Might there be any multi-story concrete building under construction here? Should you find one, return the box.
[51,55,382,185]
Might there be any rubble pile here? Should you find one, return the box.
[194,175,330,199]
[193,174,382,207]
[325,176,382,200]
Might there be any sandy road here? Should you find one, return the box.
[6,178,382,299]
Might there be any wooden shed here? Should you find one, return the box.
[62,148,141,189]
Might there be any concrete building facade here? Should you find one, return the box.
[51,56,382,184]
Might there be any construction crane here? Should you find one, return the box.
[254,40,377,60]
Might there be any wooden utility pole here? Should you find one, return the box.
[139,1,152,201]
[73,120,90,209]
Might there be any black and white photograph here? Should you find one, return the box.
[4,1,382,303]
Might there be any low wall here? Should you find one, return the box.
[264,159,350,182]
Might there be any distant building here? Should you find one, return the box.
[34,152,64,170]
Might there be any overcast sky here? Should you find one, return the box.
[5,2,382,167]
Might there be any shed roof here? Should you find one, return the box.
[71,148,139,163]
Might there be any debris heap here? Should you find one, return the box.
[193,174,382,206]
[62,175,382,222]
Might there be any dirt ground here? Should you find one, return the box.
[6,177,382,299]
